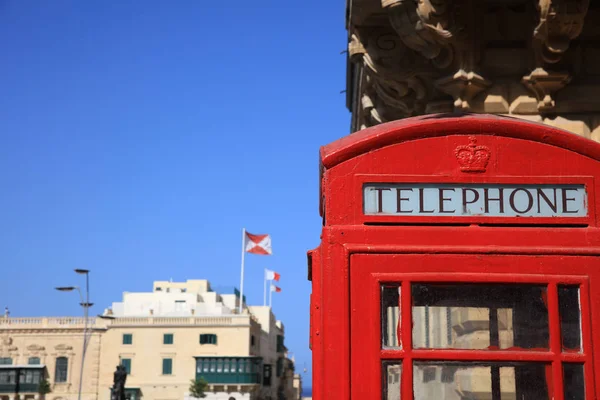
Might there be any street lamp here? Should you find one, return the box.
[55,269,93,400]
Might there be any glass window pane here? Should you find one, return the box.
[412,284,548,350]
[382,361,401,400]
[563,363,585,399]
[381,284,401,348]
[414,362,551,399]
[559,286,581,351]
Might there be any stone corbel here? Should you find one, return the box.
[521,68,571,112]
[382,0,454,69]
[435,70,491,110]
[533,0,589,64]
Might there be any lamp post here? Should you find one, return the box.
[55,269,92,400]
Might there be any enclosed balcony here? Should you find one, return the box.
[195,357,261,385]
[0,365,46,395]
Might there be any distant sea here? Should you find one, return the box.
[302,387,312,397]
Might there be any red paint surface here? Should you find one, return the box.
[311,115,600,399]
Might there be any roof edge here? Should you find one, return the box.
[320,113,600,169]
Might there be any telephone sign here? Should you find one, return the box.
[363,183,587,217]
[308,115,600,400]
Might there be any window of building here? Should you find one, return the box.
[121,358,131,375]
[200,334,218,345]
[21,369,41,385]
[276,335,285,353]
[0,370,15,384]
[28,357,40,365]
[276,358,283,377]
[156,287,162,291]
[251,335,256,347]
[162,358,173,375]
[163,333,174,345]
[0,358,12,365]
[263,364,272,386]
[55,357,68,383]
[122,334,133,345]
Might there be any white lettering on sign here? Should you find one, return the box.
[363,184,587,217]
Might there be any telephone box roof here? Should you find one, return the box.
[320,113,600,171]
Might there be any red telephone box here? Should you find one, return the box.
[309,114,600,400]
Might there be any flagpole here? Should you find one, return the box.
[269,284,273,308]
[239,228,246,314]
[263,270,267,306]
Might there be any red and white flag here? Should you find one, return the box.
[265,269,280,281]
[244,231,272,255]
[270,283,281,293]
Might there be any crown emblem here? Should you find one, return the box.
[454,136,491,173]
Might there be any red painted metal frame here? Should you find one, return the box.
[311,115,600,400]
[350,254,597,400]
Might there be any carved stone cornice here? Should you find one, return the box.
[533,0,590,64]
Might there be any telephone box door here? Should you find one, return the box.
[350,253,599,400]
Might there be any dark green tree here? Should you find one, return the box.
[38,378,51,396]
[189,378,208,398]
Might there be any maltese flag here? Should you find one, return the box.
[265,269,281,281]
[270,283,281,293]
[244,231,272,255]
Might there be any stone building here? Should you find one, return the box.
[345,0,599,138]
[0,280,299,400]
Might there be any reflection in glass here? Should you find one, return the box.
[559,286,581,351]
[413,362,551,400]
[382,284,401,348]
[563,364,585,399]
[412,284,549,350]
[382,361,401,400]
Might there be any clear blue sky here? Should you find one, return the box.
[0,0,349,390]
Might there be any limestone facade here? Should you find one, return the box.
[0,280,299,400]
[345,0,600,138]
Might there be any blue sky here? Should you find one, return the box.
[0,0,349,389]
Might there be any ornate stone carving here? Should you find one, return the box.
[533,0,590,64]
[54,344,73,352]
[383,0,490,110]
[522,68,571,112]
[383,0,454,69]
[27,344,46,352]
[349,27,445,124]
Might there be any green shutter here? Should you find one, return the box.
[123,334,133,345]
[162,358,172,375]
[28,357,40,365]
[163,334,174,344]
[121,358,131,375]
[200,334,217,344]
[276,358,283,377]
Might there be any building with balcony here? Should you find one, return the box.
[0,280,298,400]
